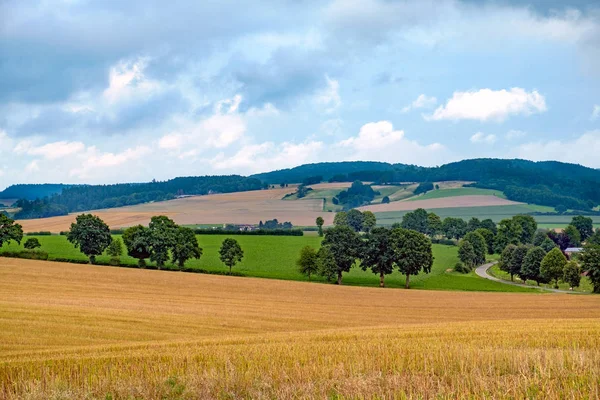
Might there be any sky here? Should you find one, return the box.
[1,0,599,189]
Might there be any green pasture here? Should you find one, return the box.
[1,234,533,292]
[408,187,506,201]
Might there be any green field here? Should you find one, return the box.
[489,264,593,293]
[408,187,506,200]
[0,235,533,292]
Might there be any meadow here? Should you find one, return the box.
[1,259,599,399]
[0,234,533,292]
[407,187,506,200]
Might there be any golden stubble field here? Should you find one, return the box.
[1,258,600,399]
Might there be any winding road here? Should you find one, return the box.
[475,262,574,294]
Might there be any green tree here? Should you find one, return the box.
[23,237,41,250]
[442,217,467,240]
[316,246,337,282]
[148,215,178,269]
[322,225,362,285]
[401,208,429,234]
[541,247,568,288]
[346,209,364,232]
[562,261,581,289]
[580,244,600,293]
[362,211,377,233]
[466,217,481,233]
[511,245,532,282]
[219,238,244,273]
[381,196,390,204]
[67,214,112,264]
[480,219,497,235]
[316,216,325,237]
[499,244,518,281]
[297,245,318,281]
[171,227,203,269]
[463,231,487,266]
[520,246,546,285]
[122,225,152,267]
[563,225,582,247]
[571,216,594,241]
[391,228,434,289]
[494,218,522,253]
[333,211,348,227]
[0,214,23,248]
[106,238,123,265]
[361,227,395,287]
[540,237,558,253]
[513,215,537,244]
[427,212,443,237]
[458,240,476,270]
[533,230,549,247]
[475,228,495,254]
[588,229,600,246]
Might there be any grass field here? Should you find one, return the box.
[408,187,506,200]
[1,259,599,399]
[0,235,534,292]
[489,264,594,293]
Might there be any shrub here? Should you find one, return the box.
[0,250,49,260]
[24,238,42,250]
[25,231,52,236]
[454,262,471,274]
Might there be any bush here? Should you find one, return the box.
[431,238,457,246]
[25,231,52,236]
[454,262,471,274]
[23,238,41,250]
[0,250,49,260]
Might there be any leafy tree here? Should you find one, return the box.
[512,215,537,244]
[321,225,362,285]
[541,247,568,288]
[219,238,244,273]
[466,217,481,233]
[562,261,581,289]
[346,209,364,232]
[442,217,467,240]
[540,237,558,253]
[580,244,600,293]
[106,238,123,266]
[401,208,429,234]
[427,212,443,237]
[67,214,112,264]
[391,228,433,289]
[571,216,594,241]
[297,245,318,281]
[362,211,377,233]
[463,231,487,266]
[333,211,348,227]
[480,219,497,235]
[533,230,549,247]
[23,237,41,250]
[0,214,23,248]
[563,225,582,247]
[316,216,325,237]
[458,240,476,270]
[499,244,518,281]
[520,246,546,285]
[122,225,152,267]
[334,181,379,208]
[381,196,390,204]
[474,228,495,255]
[361,227,395,287]
[414,182,434,195]
[171,227,203,269]
[148,215,178,269]
[588,229,600,246]
[317,246,338,282]
[494,218,522,253]
[511,245,531,282]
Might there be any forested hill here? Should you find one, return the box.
[0,184,69,201]
[11,176,265,219]
[252,159,600,211]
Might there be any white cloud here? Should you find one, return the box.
[246,103,280,117]
[25,160,40,172]
[401,94,437,113]
[71,145,152,179]
[592,105,600,121]
[0,130,12,152]
[428,88,547,122]
[103,58,162,104]
[315,76,341,113]
[505,130,526,140]
[22,140,86,160]
[513,130,600,168]
[336,120,449,165]
[470,132,497,144]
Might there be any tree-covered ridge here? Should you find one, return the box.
[14,176,265,219]
[254,159,600,211]
[0,184,70,201]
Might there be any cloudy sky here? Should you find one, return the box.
[1,0,599,188]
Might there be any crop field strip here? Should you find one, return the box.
[1,259,600,399]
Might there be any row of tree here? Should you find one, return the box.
[298,225,433,288]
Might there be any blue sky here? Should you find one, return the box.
[0,0,599,188]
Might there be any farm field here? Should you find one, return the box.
[1,259,599,399]
[0,235,532,291]
[359,195,522,213]
[16,187,332,233]
[408,187,506,201]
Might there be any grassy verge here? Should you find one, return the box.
[488,264,593,293]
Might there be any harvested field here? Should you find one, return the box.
[17,187,332,232]
[1,259,600,399]
[359,195,522,213]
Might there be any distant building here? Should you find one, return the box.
[565,247,583,259]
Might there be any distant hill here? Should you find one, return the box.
[0,184,69,201]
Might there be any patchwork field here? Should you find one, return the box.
[17,187,332,233]
[359,195,522,213]
[1,259,599,399]
[0,235,531,291]
[408,187,506,201]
